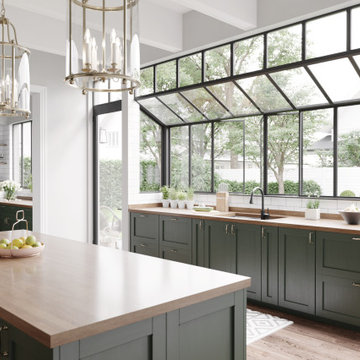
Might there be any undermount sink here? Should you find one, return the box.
[226,212,285,220]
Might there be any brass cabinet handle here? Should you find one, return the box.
[169,249,178,253]
[170,218,177,221]
[225,224,229,235]
[138,243,146,248]
[262,227,265,239]
[231,224,236,235]
[199,220,203,231]
[2,351,9,358]
[139,214,145,218]
[352,237,360,241]
[352,282,360,288]
[308,232,314,245]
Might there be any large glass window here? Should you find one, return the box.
[156,60,176,92]
[179,53,202,87]
[139,67,154,96]
[170,126,189,188]
[267,114,299,195]
[351,7,360,49]
[205,45,231,81]
[140,112,161,192]
[337,105,360,197]
[12,121,32,189]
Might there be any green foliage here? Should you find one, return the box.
[306,199,320,209]
[99,160,122,209]
[303,180,322,196]
[187,188,194,200]
[178,191,186,201]
[340,190,356,197]
[169,188,178,200]
[140,160,160,192]
[338,131,360,167]
[160,186,169,199]
[23,157,32,190]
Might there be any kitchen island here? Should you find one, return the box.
[0,231,250,360]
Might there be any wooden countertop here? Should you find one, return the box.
[0,199,32,208]
[129,206,360,235]
[0,231,250,349]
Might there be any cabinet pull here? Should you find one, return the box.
[231,224,236,235]
[170,218,177,221]
[225,224,229,235]
[308,232,314,245]
[139,214,145,218]
[169,249,177,253]
[199,220,203,231]
[352,282,360,288]
[261,227,265,239]
[138,243,147,248]
[352,237,360,241]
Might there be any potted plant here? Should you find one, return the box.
[177,191,186,209]
[169,188,178,209]
[186,188,195,210]
[305,192,320,220]
[161,186,170,208]
[1,180,21,201]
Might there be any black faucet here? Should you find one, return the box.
[249,187,270,220]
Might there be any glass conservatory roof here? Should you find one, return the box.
[135,6,360,127]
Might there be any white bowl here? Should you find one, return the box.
[0,244,45,258]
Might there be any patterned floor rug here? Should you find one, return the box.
[247,309,293,345]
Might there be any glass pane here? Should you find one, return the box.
[205,45,231,81]
[98,111,122,249]
[170,126,189,188]
[207,82,259,116]
[303,109,333,196]
[156,60,176,92]
[181,88,230,120]
[306,12,347,59]
[12,124,22,185]
[140,112,161,192]
[158,93,204,123]
[309,58,360,102]
[138,67,154,96]
[267,24,302,67]
[267,114,299,195]
[337,105,360,197]
[138,97,183,125]
[214,121,244,193]
[234,35,264,74]
[179,53,202,87]
[191,124,212,192]
[351,7,360,49]
[237,75,291,112]
[354,55,360,68]
[270,67,328,107]
[22,122,32,189]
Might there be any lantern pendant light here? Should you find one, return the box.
[65,0,141,95]
[0,0,31,118]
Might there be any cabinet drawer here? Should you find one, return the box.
[160,244,192,264]
[132,239,158,257]
[317,231,360,275]
[316,275,360,327]
[160,216,191,246]
[131,213,158,242]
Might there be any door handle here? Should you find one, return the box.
[231,224,236,235]
[138,243,147,247]
[139,214,145,218]
[308,232,314,245]
[352,237,360,241]
[199,220,203,231]
[262,227,265,239]
[169,249,178,253]
[170,218,177,221]
[352,282,360,288]
[225,224,229,235]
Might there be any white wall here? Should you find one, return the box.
[30,49,89,242]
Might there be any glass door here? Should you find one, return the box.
[93,101,122,248]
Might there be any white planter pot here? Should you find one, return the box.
[305,208,320,220]
[186,200,194,210]
[170,200,178,209]
[178,200,186,209]
[162,199,170,208]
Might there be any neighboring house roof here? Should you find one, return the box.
[308,134,333,151]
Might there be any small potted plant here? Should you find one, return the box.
[169,188,178,209]
[161,186,170,208]
[1,180,21,201]
[177,191,187,209]
[305,192,320,220]
[186,188,195,210]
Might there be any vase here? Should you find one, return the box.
[178,200,186,209]
[186,200,195,210]
[170,200,178,209]
[305,208,320,220]
[162,199,170,208]
[5,191,16,201]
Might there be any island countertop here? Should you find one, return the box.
[0,231,250,349]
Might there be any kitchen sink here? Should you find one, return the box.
[226,212,285,220]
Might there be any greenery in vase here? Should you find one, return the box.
[187,188,194,201]
[306,191,320,209]
[178,191,186,201]
[161,186,169,200]
[1,180,21,201]
[169,188,178,201]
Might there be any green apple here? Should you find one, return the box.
[0,238,9,245]
[32,241,42,248]
[0,243,7,249]
[12,238,23,248]
[10,246,19,250]
[25,235,37,246]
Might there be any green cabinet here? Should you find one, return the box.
[0,205,32,231]
[204,221,237,274]
[160,244,192,264]
[316,231,360,327]
[279,228,315,314]
[192,219,206,267]
[236,224,261,301]
[159,216,192,246]
[130,213,159,257]
[261,226,279,305]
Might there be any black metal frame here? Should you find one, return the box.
[93,100,122,245]
[12,121,32,189]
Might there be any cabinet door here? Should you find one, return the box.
[237,224,261,301]
[279,228,315,314]
[261,226,279,305]
[132,239,158,257]
[160,244,192,264]
[192,219,206,266]
[160,216,191,246]
[205,221,236,274]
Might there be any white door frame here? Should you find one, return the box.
[31,85,47,233]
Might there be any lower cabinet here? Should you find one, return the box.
[279,228,316,314]
[236,224,261,301]
[160,244,192,264]
[132,238,159,257]
[0,205,33,231]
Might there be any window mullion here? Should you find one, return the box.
[333,107,338,197]
[299,112,304,196]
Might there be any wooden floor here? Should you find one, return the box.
[247,304,360,360]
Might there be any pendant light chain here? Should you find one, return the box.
[1,0,5,17]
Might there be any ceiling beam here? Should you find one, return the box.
[168,0,257,30]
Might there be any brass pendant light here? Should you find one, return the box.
[0,0,31,118]
[65,0,141,95]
